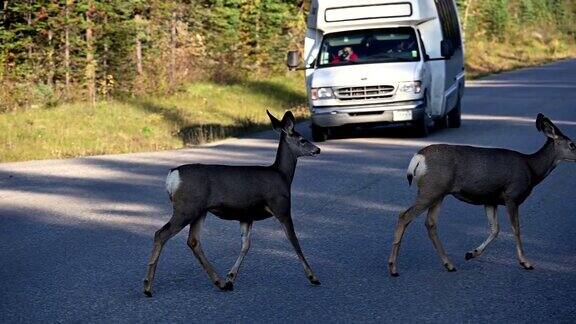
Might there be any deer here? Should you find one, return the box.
[143,110,322,297]
[388,113,576,277]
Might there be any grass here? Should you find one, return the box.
[465,33,576,78]
[0,74,308,162]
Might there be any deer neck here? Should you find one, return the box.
[527,138,560,185]
[273,133,298,183]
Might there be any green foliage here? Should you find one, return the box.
[0,0,305,110]
[481,0,510,41]
[519,0,537,23]
[0,74,307,162]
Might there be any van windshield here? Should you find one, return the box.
[317,27,420,67]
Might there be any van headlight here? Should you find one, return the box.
[398,81,422,94]
[311,87,334,100]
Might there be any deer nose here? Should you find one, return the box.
[314,147,321,154]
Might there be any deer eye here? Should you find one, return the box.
[299,138,307,144]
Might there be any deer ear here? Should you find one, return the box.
[267,110,283,133]
[535,113,545,132]
[536,113,563,139]
[281,111,295,134]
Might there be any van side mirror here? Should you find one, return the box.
[440,39,454,58]
[286,50,300,70]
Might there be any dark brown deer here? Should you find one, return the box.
[144,111,321,296]
[389,113,576,276]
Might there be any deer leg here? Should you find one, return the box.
[424,200,456,272]
[187,213,228,290]
[388,195,438,277]
[278,216,321,285]
[505,201,533,270]
[143,219,186,297]
[224,221,253,291]
[268,199,320,285]
[466,205,499,260]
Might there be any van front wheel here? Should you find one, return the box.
[413,114,430,138]
[447,98,462,128]
[311,124,329,142]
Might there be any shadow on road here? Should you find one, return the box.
[1,60,576,322]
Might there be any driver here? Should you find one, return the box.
[331,46,359,64]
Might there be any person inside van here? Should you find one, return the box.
[330,46,359,64]
[389,38,416,53]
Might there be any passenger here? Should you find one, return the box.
[331,46,359,64]
[390,38,416,53]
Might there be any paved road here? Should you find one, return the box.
[1,60,576,322]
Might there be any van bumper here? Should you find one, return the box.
[311,100,426,128]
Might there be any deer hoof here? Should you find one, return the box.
[465,252,475,260]
[143,279,153,297]
[308,275,321,285]
[520,262,534,270]
[388,262,400,277]
[444,263,457,272]
[221,281,234,291]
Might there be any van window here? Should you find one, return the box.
[318,27,421,67]
[434,0,462,48]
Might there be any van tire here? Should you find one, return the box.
[311,124,329,142]
[447,98,462,128]
[413,114,430,137]
[435,114,449,129]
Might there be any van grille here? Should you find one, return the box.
[334,85,395,101]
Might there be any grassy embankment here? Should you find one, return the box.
[0,75,307,162]
[465,35,576,78]
[1,38,575,162]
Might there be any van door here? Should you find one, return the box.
[416,29,436,116]
[434,0,463,114]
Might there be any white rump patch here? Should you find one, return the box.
[407,154,427,184]
[166,170,181,196]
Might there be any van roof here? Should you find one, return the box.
[309,0,438,33]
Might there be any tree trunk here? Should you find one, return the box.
[135,14,143,75]
[64,2,70,96]
[26,1,32,60]
[47,29,54,87]
[86,3,96,105]
[102,13,108,76]
[2,1,8,21]
[255,7,261,70]
[169,9,176,91]
[462,0,475,41]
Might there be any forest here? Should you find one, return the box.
[0,0,306,111]
[0,0,575,161]
[1,0,575,111]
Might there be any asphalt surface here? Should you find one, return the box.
[1,60,576,322]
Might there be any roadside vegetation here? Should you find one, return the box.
[1,0,575,162]
[0,75,307,161]
[459,0,576,77]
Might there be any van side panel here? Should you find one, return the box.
[418,17,445,117]
[434,0,465,114]
[304,29,322,72]
[304,28,322,104]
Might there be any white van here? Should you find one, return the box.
[287,0,465,141]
